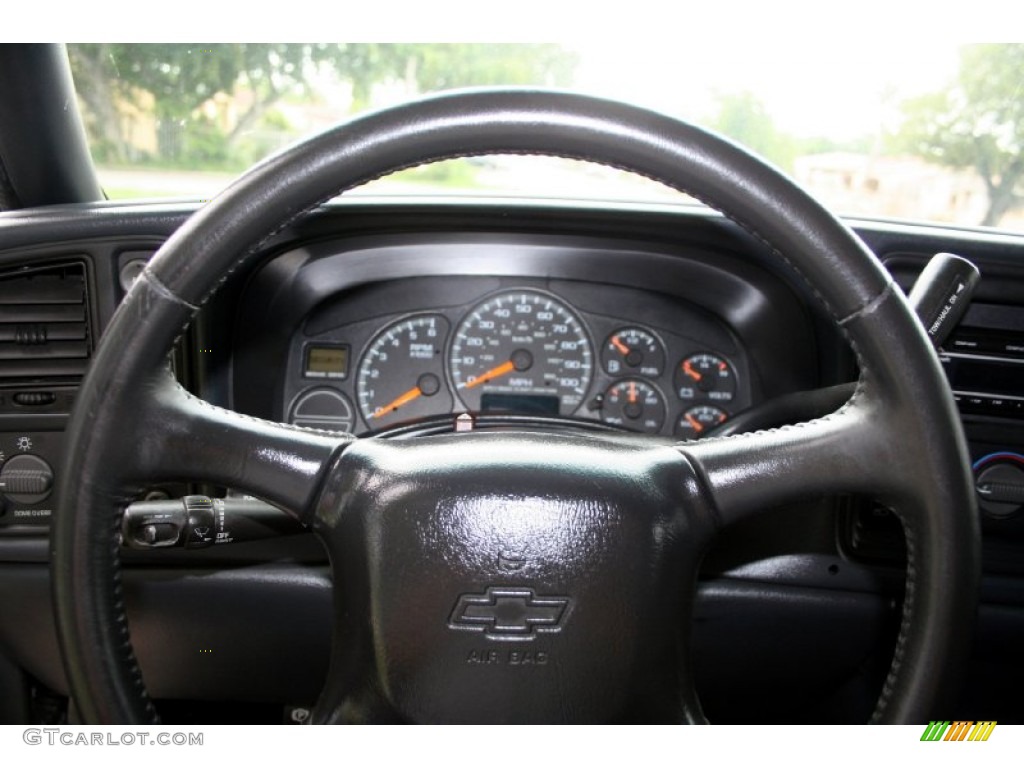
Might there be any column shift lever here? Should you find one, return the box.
[906,252,980,349]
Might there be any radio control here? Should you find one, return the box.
[954,393,1024,418]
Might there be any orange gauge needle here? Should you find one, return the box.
[628,381,638,403]
[371,386,422,419]
[685,413,704,433]
[463,359,515,390]
[682,360,702,382]
[611,335,630,355]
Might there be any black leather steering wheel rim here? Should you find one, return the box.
[53,89,980,724]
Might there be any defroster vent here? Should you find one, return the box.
[0,261,91,382]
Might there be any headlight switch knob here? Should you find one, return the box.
[0,453,54,505]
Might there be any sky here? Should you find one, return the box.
[10,0,1022,215]
[570,40,960,140]
[14,0,997,144]
[12,0,1021,53]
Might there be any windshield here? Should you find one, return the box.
[67,42,1024,233]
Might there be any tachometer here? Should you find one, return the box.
[449,290,593,415]
[356,314,452,429]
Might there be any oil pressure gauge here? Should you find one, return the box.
[601,379,666,434]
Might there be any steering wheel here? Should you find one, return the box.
[52,90,980,724]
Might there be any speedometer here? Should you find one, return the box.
[449,290,593,415]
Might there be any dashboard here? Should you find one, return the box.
[2,199,1024,723]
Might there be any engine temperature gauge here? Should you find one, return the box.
[675,405,728,439]
[601,379,666,434]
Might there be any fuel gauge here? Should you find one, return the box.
[601,327,665,378]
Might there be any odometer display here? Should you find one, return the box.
[449,290,593,415]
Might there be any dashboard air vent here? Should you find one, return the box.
[0,261,91,382]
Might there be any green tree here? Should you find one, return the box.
[69,44,334,163]
[68,44,135,163]
[307,43,577,109]
[397,44,576,93]
[69,44,578,166]
[709,91,796,172]
[898,44,1024,227]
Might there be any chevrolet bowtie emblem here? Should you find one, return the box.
[449,586,572,640]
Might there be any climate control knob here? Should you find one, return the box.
[975,454,1024,520]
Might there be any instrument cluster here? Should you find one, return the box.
[284,278,752,438]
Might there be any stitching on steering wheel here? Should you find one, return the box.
[107,506,159,723]
[171,378,357,440]
[872,506,917,722]
[839,281,896,327]
[139,267,199,311]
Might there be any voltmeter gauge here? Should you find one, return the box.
[674,353,737,403]
[601,379,666,434]
[601,327,665,377]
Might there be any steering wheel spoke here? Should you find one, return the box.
[680,393,899,528]
[125,372,350,522]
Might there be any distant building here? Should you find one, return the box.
[794,153,999,228]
